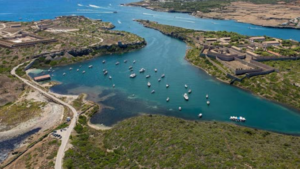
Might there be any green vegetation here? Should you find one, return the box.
[64,115,300,168]
[133,0,297,13]
[0,100,45,130]
[236,59,300,109]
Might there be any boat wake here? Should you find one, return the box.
[175,16,195,21]
[143,13,154,16]
[249,27,263,30]
[89,4,101,8]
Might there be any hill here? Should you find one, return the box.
[64,115,300,168]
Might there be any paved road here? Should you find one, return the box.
[11,63,78,169]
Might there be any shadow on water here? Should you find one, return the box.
[90,89,195,126]
[0,128,41,162]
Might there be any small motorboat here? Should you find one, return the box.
[154,69,157,72]
[206,94,209,99]
[103,69,106,72]
[124,60,127,63]
[230,116,246,122]
[115,62,120,65]
[112,84,115,88]
[77,69,79,71]
[82,71,85,74]
[147,82,151,87]
[166,84,169,88]
[151,90,155,94]
[179,107,182,111]
[109,76,112,79]
[104,71,108,75]
[184,84,188,88]
[161,74,165,78]
[198,113,203,118]
[129,66,133,69]
[130,73,136,78]
[88,65,93,68]
[63,73,66,76]
[158,78,161,82]
[102,60,106,64]
[113,11,118,13]
[69,67,72,70]
[183,93,189,101]
[166,97,170,102]
[133,60,136,64]
[188,89,192,94]
[146,75,151,78]
[139,68,145,73]
[207,101,210,105]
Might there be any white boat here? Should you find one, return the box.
[207,101,210,105]
[109,76,112,79]
[88,65,93,68]
[161,74,165,78]
[124,60,127,63]
[151,90,155,94]
[184,84,188,88]
[103,69,106,72]
[147,82,151,87]
[179,107,182,111]
[130,73,136,78]
[139,68,145,73]
[129,66,133,69]
[198,113,203,118]
[133,60,136,64]
[158,78,161,82]
[154,69,157,72]
[82,71,85,74]
[188,89,192,94]
[115,62,119,65]
[77,69,79,71]
[69,67,72,70]
[113,84,115,88]
[63,73,66,76]
[102,60,105,64]
[206,94,209,99]
[104,71,108,75]
[166,84,169,88]
[183,93,189,101]
[146,75,150,78]
[166,97,170,102]
[230,116,246,122]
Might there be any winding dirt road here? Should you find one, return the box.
[11,63,78,169]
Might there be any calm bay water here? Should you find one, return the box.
[2,0,300,134]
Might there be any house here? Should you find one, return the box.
[262,41,280,47]
[34,74,51,81]
[205,38,217,42]
[249,36,265,42]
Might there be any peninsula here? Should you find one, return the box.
[127,0,300,29]
[0,16,146,167]
[136,19,300,111]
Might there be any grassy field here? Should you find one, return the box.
[64,115,300,168]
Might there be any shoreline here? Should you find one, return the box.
[136,19,300,114]
[125,3,300,30]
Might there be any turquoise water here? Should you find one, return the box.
[2,0,300,134]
